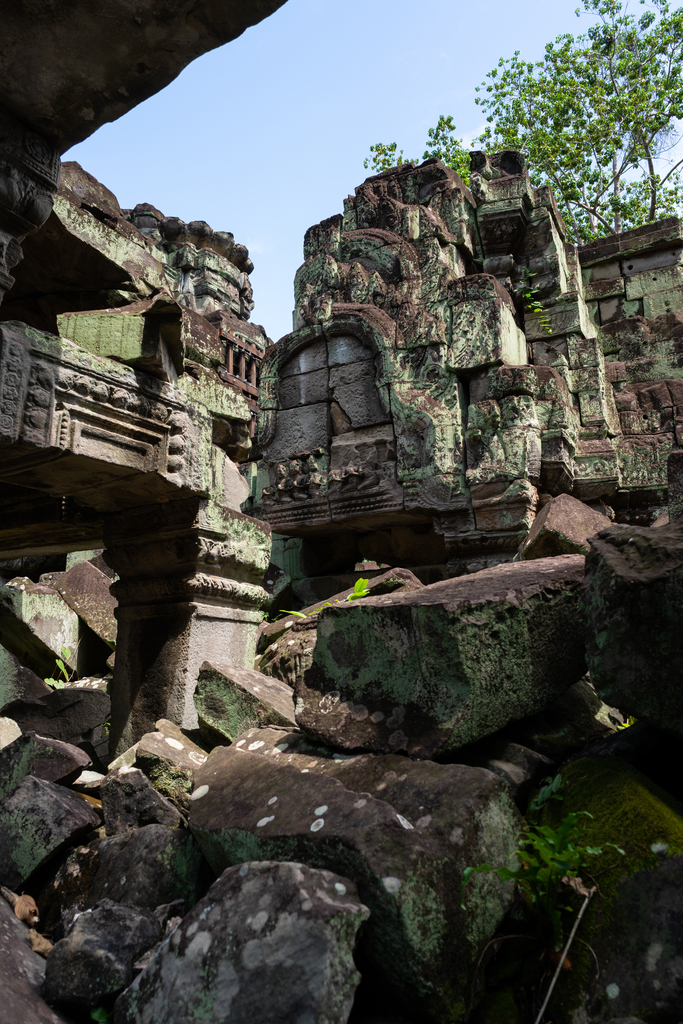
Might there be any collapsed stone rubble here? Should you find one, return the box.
[3,9,683,1020]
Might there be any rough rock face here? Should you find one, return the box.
[189,744,521,1022]
[101,766,184,834]
[0,898,71,1024]
[257,567,424,688]
[113,861,369,1024]
[3,687,111,745]
[582,522,683,734]
[134,719,208,813]
[520,493,612,559]
[0,775,100,888]
[294,555,586,757]
[86,824,208,911]
[0,732,90,798]
[194,661,295,745]
[42,899,160,1009]
[0,0,288,151]
[0,644,52,708]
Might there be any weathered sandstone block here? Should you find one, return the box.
[294,556,586,758]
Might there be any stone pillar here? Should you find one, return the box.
[103,496,270,755]
[0,107,60,307]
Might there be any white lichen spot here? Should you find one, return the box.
[268,796,278,805]
[189,751,207,766]
[314,805,328,816]
[416,815,432,829]
[295,697,306,715]
[370,711,385,723]
[353,798,367,809]
[319,691,341,715]
[284,621,294,628]
[186,922,199,938]
[301,899,313,911]
[236,739,246,748]
[651,841,669,854]
[266,580,273,585]
[275,742,289,752]
[269,643,278,652]
[164,737,184,750]
[449,826,464,845]
[311,818,324,832]
[239,864,250,876]
[190,785,209,801]
[303,647,314,653]
[397,814,413,830]
[250,910,269,932]
[256,815,275,828]
[287,640,295,647]
[334,882,347,895]
[382,876,402,894]
[301,769,310,773]
[646,941,664,972]
[248,741,265,751]
[350,704,369,721]
[605,983,620,1000]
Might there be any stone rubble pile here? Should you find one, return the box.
[2,512,683,1023]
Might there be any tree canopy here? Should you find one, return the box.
[364,0,683,244]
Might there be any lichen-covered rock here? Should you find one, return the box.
[520,493,611,559]
[189,744,521,1022]
[101,767,184,835]
[490,757,683,1023]
[2,687,111,745]
[55,559,117,647]
[113,861,368,1024]
[257,567,423,689]
[134,719,208,813]
[0,775,100,888]
[582,522,683,735]
[194,661,295,745]
[0,731,90,798]
[0,578,79,678]
[42,899,160,1010]
[0,643,51,708]
[86,824,208,912]
[502,677,620,761]
[294,556,586,758]
[39,845,100,938]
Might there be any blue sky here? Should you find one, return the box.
[65,0,591,343]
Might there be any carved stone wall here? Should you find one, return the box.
[252,154,683,574]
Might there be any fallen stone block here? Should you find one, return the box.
[257,567,423,688]
[520,492,611,559]
[0,775,100,889]
[43,898,160,1011]
[189,744,520,1022]
[0,898,72,1024]
[114,861,368,1024]
[503,676,620,761]
[454,736,554,808]
[0,732,90,799]
[101,766,184,835]
[194,661,295,745]
[1,687,111,745]
[38,845,101,939]
[582,522,683,735]
[0,644,51,708]
[293,555,587,758]
[86,824,208,912]
[134,718,208,812]
[55,559,117,647]
[0,578,79,678]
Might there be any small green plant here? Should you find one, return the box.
[616,715,637,730]
[90,1008,113,1023]
[523,272,552,336]
[44,647,73,689]
[462,775,625,951]
[277,578,371,620]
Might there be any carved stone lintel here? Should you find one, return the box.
[0,106,60,306]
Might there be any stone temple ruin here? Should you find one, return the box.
[6,6,683,1024]
[249,151,683,582]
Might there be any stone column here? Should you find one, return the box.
[0,107,60,307]
[103,496,270,755]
